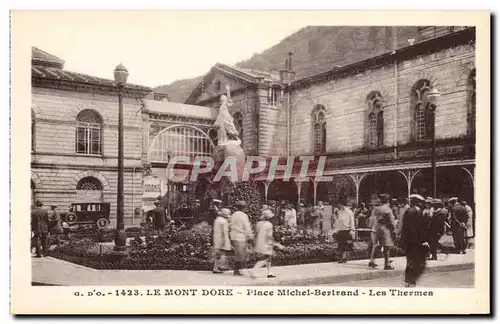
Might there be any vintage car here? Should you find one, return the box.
[62,202,111,229]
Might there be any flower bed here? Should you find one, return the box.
[49,223,457,271]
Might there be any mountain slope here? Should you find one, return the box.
[155,26,424,103]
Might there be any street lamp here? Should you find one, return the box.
[426,87,440,198]
[113,63,129,253]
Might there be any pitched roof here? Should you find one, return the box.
[184,62,282,104]
[31,47,152,94]
[32,47,65,68]
[32,65,152,92]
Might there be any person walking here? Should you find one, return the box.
[334,199,355,263]
[450,197,468,254]
[31,200,49,257]
[249,209,284,279]
[229,201,254,276]
[212,208,232,274]
[401,194,430,287]
[368,194,397,270]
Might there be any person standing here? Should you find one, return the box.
[334,199,355,263]
[427,199,446,260]
[368,194,396,270]
[397,198,410,234]
[296,203,306,235]
[49,205,62,247]
[401,194,430,287]
[249,209,284,279]
[212,208,231,274]
[450,197,468,254]
[31,200,49,257]
[229,201,254,276]
[461,201,474,248]
[152,201,168,231]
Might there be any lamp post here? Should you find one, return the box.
[426,87,440,198]
[113,63,129,253]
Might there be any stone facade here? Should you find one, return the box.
[290,43,476,155]
[31,87,147,226]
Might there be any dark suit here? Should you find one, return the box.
[451,203,468,252]
[152,206,168,230]
[402,206,429,285]
[31,207,49,256]
[428,208,447,258]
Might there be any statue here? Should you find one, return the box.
[214,84,241,146]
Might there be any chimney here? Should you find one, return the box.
[408,38,415,46]
[279,52,296,83]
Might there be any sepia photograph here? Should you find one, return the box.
[10,9,490,314]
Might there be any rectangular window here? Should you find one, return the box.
[269,88,280,107]
[76,124,102,155]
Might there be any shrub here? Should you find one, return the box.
[227,181,262,222]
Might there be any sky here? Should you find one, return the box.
[22,11,309,88]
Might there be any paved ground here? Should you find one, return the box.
[32,250,474,287]
[316,269,474,288]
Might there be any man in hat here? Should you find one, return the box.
[401,194,430,287]
[49,205,62,247]
[427,199,447,260]
[461,200,474,248]
[152,201,168,231]
[229,201,254,276]
[212,208,232,274]
[449,197,468,254]
[368,193,397,270]
[31,199,49,257]
[297,202,306,235]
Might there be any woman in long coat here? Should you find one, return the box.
[212,208,231,273]
[249,209,283,278]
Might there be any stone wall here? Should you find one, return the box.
[258,87,288,157]
[31,87,144,226]
[290,43,475,156]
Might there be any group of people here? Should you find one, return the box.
[210,199,284,278]
[30,199,68,257]
[361,193,473,287]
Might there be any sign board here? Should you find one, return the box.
[143,177,162,199]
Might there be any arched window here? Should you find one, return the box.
[31,109,36,152]
[76,177,103,203]
[76,109,103,155]
[467,69,476,137]
[412,79,433,141]
[366,91,384,148]
[233,112,243,140]
[77,177,103,190]
[213,79,221,92]
[312,105,326,154]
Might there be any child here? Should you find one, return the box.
[212,208,231,274]
[249,209,283,279]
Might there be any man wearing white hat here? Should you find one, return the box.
[401,194,430,287]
